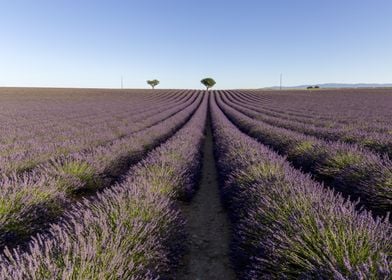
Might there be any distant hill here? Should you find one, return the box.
[266,83,392,89]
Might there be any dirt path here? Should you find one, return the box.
[176,115,236,280]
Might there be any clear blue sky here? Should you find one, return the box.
[0,0,391,89]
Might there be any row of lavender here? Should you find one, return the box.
[0,91,202,249]
[0,89,171,146]
[0,90,191,174]
[237,90,391,128]
[1,92,191,174]
[0,88,168,131]
[239,90,392,129]
[216,91,392,217]
[224,90,392,157]
[0,92,208,279]
[211,92,391,279]
[236,89,392,130]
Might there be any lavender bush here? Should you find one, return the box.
[0,91,202,249]
[216,92,392,217]
[232,89,392,132]
[0,91,208,279]
[0,90,194,174]
[223,90,392,157]
[210,92,391,279]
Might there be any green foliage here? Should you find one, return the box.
[329,153,363,168]
[126,200,157,223]
[0,193,25,217]
[200,77,216,90]
[146,79,160,89]
[15,159,40,174]
[282,209,380,277]
[385,175,392,190]
[240,163,284,181]
[0,188,60,239]
[293,140,315,154]
[136,164,178,197]
[322,152,364,176]
[55,161,98,194]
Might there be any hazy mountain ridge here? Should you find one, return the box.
[266,83,392,89]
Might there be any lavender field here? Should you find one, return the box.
[0,87,391,279]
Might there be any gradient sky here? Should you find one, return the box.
[0,0,391,89]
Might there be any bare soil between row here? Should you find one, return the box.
[176,114,236,279]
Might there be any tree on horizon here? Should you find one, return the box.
[147,79,160,89]
[201,78,216,91]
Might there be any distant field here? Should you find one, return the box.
[0,87,391,279]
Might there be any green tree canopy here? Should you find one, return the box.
[147,79,160,89]
[200,78,216,90]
